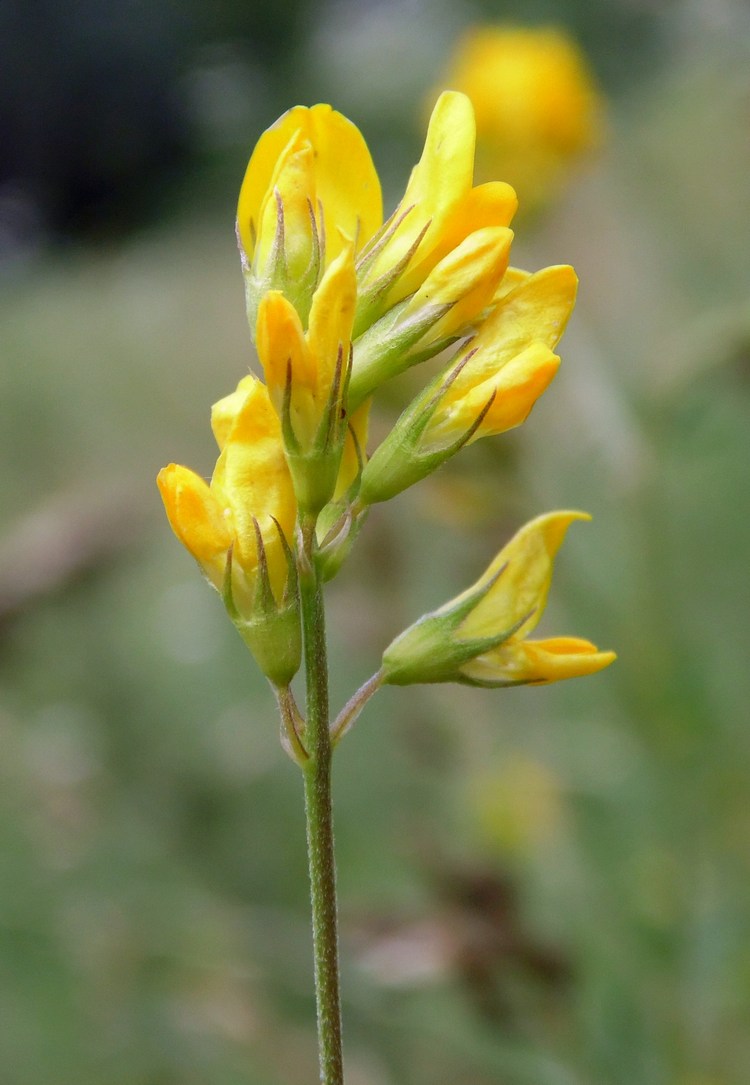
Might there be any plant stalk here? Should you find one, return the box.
[299,516,344,1085]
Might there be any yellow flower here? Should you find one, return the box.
[435,26,604,212]
[424,264,577,448]
[157,376,300,684]
[355,91,518,330]
[255,242,358,513]
[237,92,568,417]
[349,223,515,407]
[358,265,577,503]
[381,511,615,686]
[237,104,382,326]
[471,756,564,854]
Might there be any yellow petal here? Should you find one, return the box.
[404,226,513,341]
[237,107,311,259]
[157,464,231,583]
[471,264,578,363]
[300,105,382,259]
[255,132,318,279]
[493,265,532,301]
[461,636,616,685]
[398,182,517,298]
[256,290,317,411]
[211,375,260,451]
[307,242,357,395]
[403,91,476,219]
[237,104,382,264]
[210,380,296,592]
[456,511,590,640]
[467,343,560,439]
[424,342,559,449]
[370,92,476,289]
[451,181,518,233]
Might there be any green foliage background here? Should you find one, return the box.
[1,2,749,1083]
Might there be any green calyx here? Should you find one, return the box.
[348,297,456,411]
[281,345,352,518]
[358,350,494,504]
[381,567,531,686]
[244,192,322,341]
[222,525,302,687]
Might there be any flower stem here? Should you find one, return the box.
[299,516,344,1085]
[330,669,384,745]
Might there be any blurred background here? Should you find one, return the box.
[1,0,749,1082]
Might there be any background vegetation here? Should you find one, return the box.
[1,1,749,1082]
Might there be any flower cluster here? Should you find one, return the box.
[158,91,614,697]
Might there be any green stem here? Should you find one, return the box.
[330,669,384,745]
[299,516,344,1085]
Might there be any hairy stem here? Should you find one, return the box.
[299,516,344,1084]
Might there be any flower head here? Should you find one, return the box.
[157,376,301,684]
[381,511,615,686]
[435,26,604,212]
[238,104,382,328]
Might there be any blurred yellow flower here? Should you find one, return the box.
[436,26,604,212]
[471,756,564,854]
[381,511,615,686]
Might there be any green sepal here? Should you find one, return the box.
[221,529,302,687]
[243,192,321,341]
[381,567,534,685]
[315,499,370,582]
[348,298,455,411]
[283,344,352,517]
[353,210,430,337]
[358,351,495,504]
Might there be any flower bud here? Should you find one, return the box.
[157,377,301,686]
[381,512,615,687]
